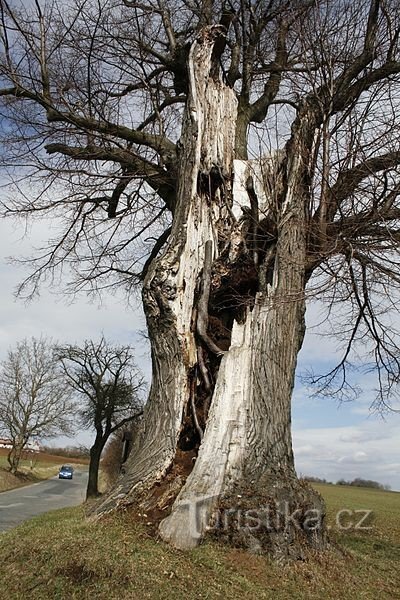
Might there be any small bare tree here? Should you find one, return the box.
[0,337,73,474]
[57,337,145,499]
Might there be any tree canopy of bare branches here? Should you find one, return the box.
[1,0,400,556]
[0,337,73,473]
[0,0,399,403]
[57,336,145,497]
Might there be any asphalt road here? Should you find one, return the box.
[0,469,88,532]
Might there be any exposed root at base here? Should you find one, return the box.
[207,477,328,561]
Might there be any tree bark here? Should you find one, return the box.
[94,25,238,515]
[8,442,24,474]
[94,27,327,559]
[87,436,105,499]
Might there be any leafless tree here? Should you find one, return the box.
[0,0,400,556]
[56,337,145,498]
[0,337,73,474]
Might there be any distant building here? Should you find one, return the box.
[0,438,41,452]
[0,438,13,449]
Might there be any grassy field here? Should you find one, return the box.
[0,448,88,492]
[0,483,398,599]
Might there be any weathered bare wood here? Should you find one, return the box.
[190,373,203,441]
[158,39,326,559]
[197,345,211,393]
[196,240,225,356]
[93,26,238,517]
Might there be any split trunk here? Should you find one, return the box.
[95,27,327,559]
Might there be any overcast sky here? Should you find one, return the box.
[0,217,399,491]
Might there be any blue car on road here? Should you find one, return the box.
[58,465,74,480]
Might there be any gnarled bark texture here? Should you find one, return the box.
[94,27,327,559]
[7,440,25,474]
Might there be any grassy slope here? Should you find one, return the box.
[0,449,88,492]
[0,484,398,600]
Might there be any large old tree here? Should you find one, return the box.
[1,0,400,557]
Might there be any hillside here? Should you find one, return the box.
[0,483,398,599]
[0,447,88,464]
[0,448,88,492]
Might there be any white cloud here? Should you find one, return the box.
[0,219,149,363]
[293,418,400,490]
[295,444,314,456]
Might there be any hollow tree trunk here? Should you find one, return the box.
[95,26,237,515]
[94,27,327,559]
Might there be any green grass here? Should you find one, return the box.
[0,454,87,492]
[314,483,400,540]
[0,454,62,474]
[0,485,398,599]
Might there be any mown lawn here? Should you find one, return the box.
[0,484,398,599]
